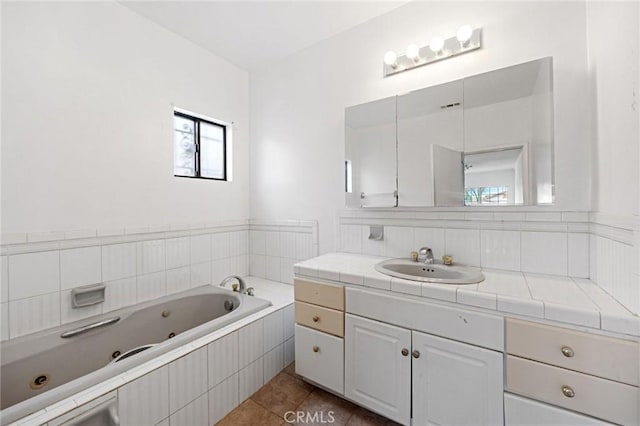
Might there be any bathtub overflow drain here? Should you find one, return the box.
[168,332,176,339]
[30,374,49,390]
[161,310,170,318]
[112,350,121,359]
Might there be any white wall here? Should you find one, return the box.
[250,1,591,254]
[1,1,250,235]
[587,1,639,217]
[586,1,640,314]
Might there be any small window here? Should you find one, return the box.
[173,110,227,180]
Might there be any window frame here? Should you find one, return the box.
[173,110,228,181]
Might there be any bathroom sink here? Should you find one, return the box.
[375,258,484,284]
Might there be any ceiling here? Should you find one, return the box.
[121,1,407,71]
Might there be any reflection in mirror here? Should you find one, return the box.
[463,57,553,204]
[397,81,463,206]
[345,96,397,208]
[464,147,525,206]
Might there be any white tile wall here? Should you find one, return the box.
[165,237,189,270]
[9,251,59,300]
[238,358,263,401]
[169,394,208,426]
[208,331,239,388]
[1,303,9,341]
[137,271,166,303]
[445,228,481,266]
[568,233,590,278]
[102,243,136,282]
[0,256,7,303]
[284,337,295,366]
[118,366,169,426]
[137,240,166,274]
[481,230,521,271]
[249,223,317,284]
[340,225,362,253]
[102,277,137,313]
[238,319,263,368]
[166,267,191,295]
[212,233,230,260]
[208,374,239,425]
[189,234,211,265]
[385,226,414,258]
[263,345,284,383]
[521,232,568,275]
[263,310,284,352]
[168,347,208,413]
[190,261,212,288]
[9,292,60,338]
[60,247,102,290]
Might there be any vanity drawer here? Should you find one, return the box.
[506,318,639,386]
[506,355,639,425]
[295,301,344,337]
[294,278,344,311]
[295,324,344,394]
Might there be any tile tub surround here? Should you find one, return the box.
[0,219,316,340]
[295,253,640,337]
[3,277,294,426]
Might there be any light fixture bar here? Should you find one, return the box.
[383,28,482,78]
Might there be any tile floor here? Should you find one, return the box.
[216,363,400,425]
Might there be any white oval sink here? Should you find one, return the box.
[375,258,484,284]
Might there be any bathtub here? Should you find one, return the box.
[0,285,271,424]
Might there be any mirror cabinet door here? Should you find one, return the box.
[462,57,554,206]
[397,81,464,207]
[345,96,398,208]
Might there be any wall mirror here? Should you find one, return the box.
[345,96,397,207]
[345,57,554,208]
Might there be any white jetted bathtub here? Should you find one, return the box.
[0,285,271,424]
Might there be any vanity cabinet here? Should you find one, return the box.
[505,318,640,425]
[504,393,613,425]
[345,314,503,426]
[293,279,345,394]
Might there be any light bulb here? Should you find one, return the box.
[384,50,397,67]
[457,25,473,46]
[406,44,420,61]
[429,36,444,53]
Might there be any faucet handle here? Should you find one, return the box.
[246,287,255,296]
[232,283,239,292]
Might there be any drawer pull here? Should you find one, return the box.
[561,346,575,358]
[401,348,409,356]
[312,315,320,322]
[561,385,575,398]
[412,350,421,359]
[312,345,319,353]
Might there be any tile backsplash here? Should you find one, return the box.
[338,209,639,315]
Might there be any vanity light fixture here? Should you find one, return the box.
[383,26,482,77]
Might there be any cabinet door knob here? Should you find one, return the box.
[401,348,409,356]
[561,385,575,398]
[561,346,574,358]
[312,345,319,353]
[412,350,421,359]
[312,316,319,322]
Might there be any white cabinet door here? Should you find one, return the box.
[345,314,411,425]
[504,393,613,425]
[294,324,344,394]
[412,331,503,426]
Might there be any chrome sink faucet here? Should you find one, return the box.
[219,275,247,294]
[418,247,434,264]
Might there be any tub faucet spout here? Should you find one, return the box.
[219,275,247,294]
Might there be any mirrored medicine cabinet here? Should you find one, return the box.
[345,57,554,208]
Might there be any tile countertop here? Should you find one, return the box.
[294,253,640,338]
